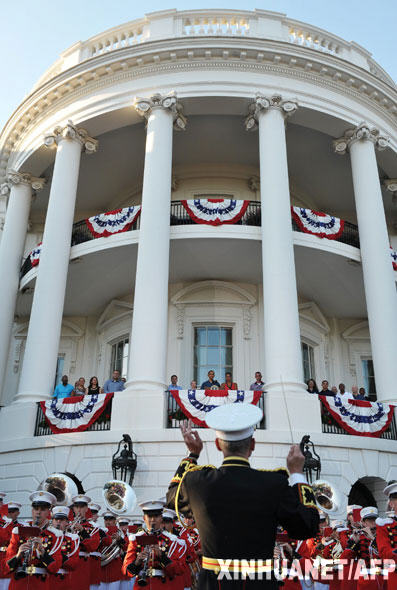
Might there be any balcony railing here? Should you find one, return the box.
[320,402,397,440]
[33,398,112,436]
[166,391,266,429]
[20,201,360,281]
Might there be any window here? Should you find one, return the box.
[301,342,315,384]
[54,355,65,388]
[110,337,129,379]
[194,326,232,387]
[362,359,376,401]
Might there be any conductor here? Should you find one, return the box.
[166,403,319,589]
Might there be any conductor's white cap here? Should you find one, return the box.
[206,403,263,441]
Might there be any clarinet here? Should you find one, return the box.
[15,517,41,579]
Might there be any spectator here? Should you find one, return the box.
[190,380,197,389]
[351,385,365,400]
[306,379,319,394]
[201,370,220,390]
[331,386,338,394]
[319,380,335,397]
[250,372,265,391]
[103,370,125,393]
[221,372,238,390]
[53,375,74,399]
[168,374,182,390]
[74,377,86,394]
[86,376,103,395]
[359,387,367,397]
[121,377,126,383]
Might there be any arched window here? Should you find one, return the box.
[110,336,129,379]
[193,325,232,387]
[301,341,315,383]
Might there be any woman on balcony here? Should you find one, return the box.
[220,372,238,390]
[86,376,103,395]
[306,379,319,394]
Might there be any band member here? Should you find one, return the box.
[167,405,319,589]
[5,491,63,590]
[122,500,186,588]
[321,521,344,590]
[117,518,132,590]
[163,508,199,590]
[129,518,144,535]
[88,503,105,590]
[51,505,80,589]
[338,506,362,590]
[341,507,384,590]
[0,495,7,518]
[68,495,101,590]
[0,502,22,590]
[376,482,397,588]
[88,504,101,523]
[101,512,126,589]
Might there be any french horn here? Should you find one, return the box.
[311,480,340,514]
[39,473,78,506]
[102,479,137,515]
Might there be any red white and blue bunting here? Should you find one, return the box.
[169,389,262,427]
[181,198,250,226]
[291,207,344,239]
[320,395,395,437]
[39,393,113,434]
[29,242,42,267]
[85,206,141,238]
[391,247,397,271]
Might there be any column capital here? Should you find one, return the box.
[384,178,397,194]
[0,170,45,195]
[245,94,298,131]
[44,120,98,153]
[333,122,389,155]
[133,92,187,131]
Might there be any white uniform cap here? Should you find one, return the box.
[139,500,165,512]
[384,482,397,497]
[330,520,344,529]
[8,502,21,510]
[361,506,378,519]
[131,517,144,525]
[163,508,177,519]
[102,511,117,519]
[0,493,6,500]
[386,510,395,518]
[206,403,263,441]
[117,517,130,524]
[29,490,57,506]
[347,504,362,514]
[89,503,101,512]
[52,506,70,518]
[72,494,91,505]
[318,512,327,521]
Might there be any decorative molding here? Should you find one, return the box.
[248,176,259,192]
[384,178,397,194]
[134,92,187,131]
[175,304,186,339]
[242,305,253,339]
[0,170,45,196]
[171,176,179,191]
[245,93,298,131]
[333,122,389,155]
[44,120,98,153]
[171,280,256,306]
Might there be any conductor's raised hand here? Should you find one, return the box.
[287,444,305,474]
[180,420,203,456]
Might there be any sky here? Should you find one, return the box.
[0,0,396,131]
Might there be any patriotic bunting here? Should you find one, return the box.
[85,206,141,238]
[291,207,344,239]
[29,242,42,267]
[39,393,113,434]
[169,389,262,427]
[181,198,250,226]
[391,247,397,271]
[320,394,395,437]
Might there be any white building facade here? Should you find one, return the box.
[0,9,396,518]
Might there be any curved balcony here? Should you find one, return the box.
[20,201,360,280]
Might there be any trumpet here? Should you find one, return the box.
[136,527,163,587]
[15,517,42,579]
[68,514,83,533]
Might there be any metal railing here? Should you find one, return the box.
[166,390,266,429]
[20,201,360,280]
[33,398,112,436]
[320,401,397,440]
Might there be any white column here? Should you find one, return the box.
[245,95,321,433]
[335,124,397,403]
[15,122,98,402]
[0,171,45,399]
[246,95,305,393]
[126,93,186,393]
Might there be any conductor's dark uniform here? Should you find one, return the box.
[167,453,319,590]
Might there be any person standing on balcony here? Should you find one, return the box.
[74,377,86,394]
[168,375,182,390]
[53,375,74,399]
[351,386,365,400]
[306,379,319,394]
[319,380,335,397]
[103,370,125,393]
[200,370,220,390]
[86,376,103,395]
[221,372,238,390]
[250,371,265,391]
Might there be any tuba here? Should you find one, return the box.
[39,473,78,506]
[311,480,341,514]
[102,480,137,515]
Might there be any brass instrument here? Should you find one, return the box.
[101,529,124,567]
[15,517,42,579]
[39,473,78,506]
[102,480,137,515]
[311,480,341,514]
[136,527,164,587]
[68,514,83,533]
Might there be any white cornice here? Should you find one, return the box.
[2,36,397,179]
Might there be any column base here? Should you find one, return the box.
[111,387,166,431]
[124,379,167,393]
[0,402,38,440]
[13,390,49,404]
[265,385,322,435]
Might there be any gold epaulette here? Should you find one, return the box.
[175,463,216,526]
[257,467,289,476]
